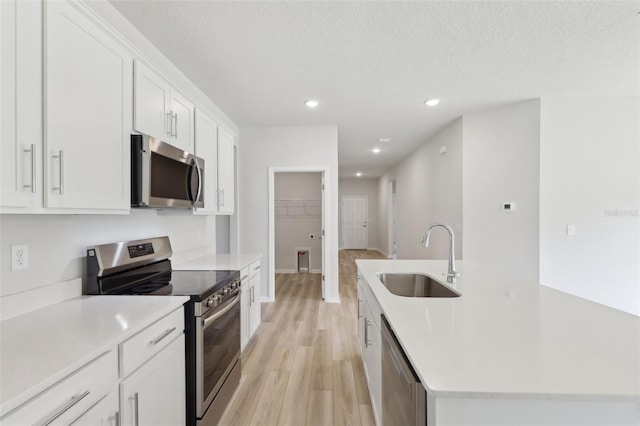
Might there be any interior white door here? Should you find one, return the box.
[341,196,368,249]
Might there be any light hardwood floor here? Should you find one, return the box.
[219,249,386,426]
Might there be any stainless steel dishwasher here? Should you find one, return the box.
[381,315,426,426]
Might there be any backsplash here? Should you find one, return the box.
[0,210,216,298]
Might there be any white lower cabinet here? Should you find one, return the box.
[240,259,262,351]
[248,260,262,337]
[120,334,186,426]
[0,351,118,426]
[0,306,186,426]
[357,271,382,425]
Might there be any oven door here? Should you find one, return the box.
[195,290,241,417]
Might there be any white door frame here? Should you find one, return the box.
[268,166,330,301]
[341,195,368,249]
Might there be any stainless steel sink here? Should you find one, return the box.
[377,273,460,298]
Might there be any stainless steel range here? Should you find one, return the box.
[85,236,241,426]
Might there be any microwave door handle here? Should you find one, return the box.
[193,158,202,205]
[188,158,202,207]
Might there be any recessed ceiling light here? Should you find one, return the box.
[305,99,319,108]
[356,172,362,177]
[378,138,392,143]
[372,148,381,154]
[424,98,440,107]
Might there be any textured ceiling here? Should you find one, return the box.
[110,1,640,177]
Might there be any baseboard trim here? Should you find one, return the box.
[274,269,296,274]
[324,296,341,304]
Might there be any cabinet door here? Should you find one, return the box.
[169,90,194,153]
[70,390,119,426]
[216,127,235,214]
[134,60,170,141]
[240,280,250,350]
[249,274,261,337]
[357,279,366,355]
[0,0,41,210]
[370,320,382,424]
[120,335,186,426]
[44,1,131,211]
[194,110,218,214]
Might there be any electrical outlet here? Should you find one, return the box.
[11,244,29,271]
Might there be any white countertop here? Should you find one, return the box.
[174,253,261,271]
[356,259,640,401]
[0,295,189,415]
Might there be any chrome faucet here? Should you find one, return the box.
[422,223,458,283]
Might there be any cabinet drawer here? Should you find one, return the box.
[119,307,184,378]
[364,282,383,330]
[240,266,249,283]
[1,351,117,426]
[249,260,261,278]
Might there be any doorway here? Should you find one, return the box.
[388,180,397,259]
[341,196,368,249]
[268,167,330,301]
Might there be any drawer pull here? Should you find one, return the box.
[253,265,261,271]
[149,327,177,345]
[37,390,90,426]
[241,275,248,281]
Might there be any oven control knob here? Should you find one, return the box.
[206,298,213,307]
[222,288,231,295]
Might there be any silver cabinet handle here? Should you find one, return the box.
[166,112,173,136]
[23,144,36,192]
[149,327,176,345]
[128,393,139,426]
[364,317,369,348]
[107,411,120,426]
[253,265,261,271]
[37,390,90,426]
[52,150,64,195]
[241,275,248,281]
[220,189,225,207]
[357,299,362,319]
[173,112,178,138]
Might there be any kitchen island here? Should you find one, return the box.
[356,259,640,425]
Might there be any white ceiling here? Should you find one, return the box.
[110,1,639,177]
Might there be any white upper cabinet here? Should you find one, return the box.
[1,0,42,211]
[134,60,194,153]
[169,90,194,153]
[44,0,131,211]
[216,127,235,215]
[133,60,170,141]
[194,110,218,214]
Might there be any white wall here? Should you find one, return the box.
[0,211,215,297]
[275,172,322,272]
[238,126,339,301]
[540,96,640,316]
[462,100,541,283]
[377,118,464,260]
[338,178,379,251]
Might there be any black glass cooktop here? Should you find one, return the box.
[95,259,239,301]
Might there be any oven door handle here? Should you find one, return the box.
[202,291,241,330]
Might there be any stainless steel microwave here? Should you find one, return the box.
[131,134,204,209]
